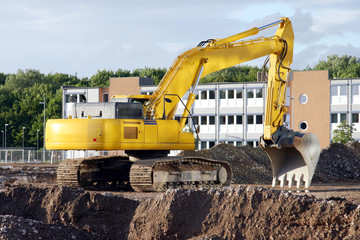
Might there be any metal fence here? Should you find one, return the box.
[0,149,63,164]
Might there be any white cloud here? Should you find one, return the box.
[0,0,359,77]
[311,9,360,33]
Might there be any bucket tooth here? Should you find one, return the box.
[272,177,278,187]
[279,174,286,188]
[295,173,304,188]
[260,127,320,189]
[288,174,295,188]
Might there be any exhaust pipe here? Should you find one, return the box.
[260,126,320,188]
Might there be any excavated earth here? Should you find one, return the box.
[0,142,359,239]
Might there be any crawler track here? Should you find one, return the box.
[57,158,83,188]
[57,156,232,192]
[130,157,232,191]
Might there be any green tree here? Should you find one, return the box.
[313,55,360,79]
[4,69,44,91]
[332,121,356,144]
[200,65,262,83]
[132,67,166,85]
[0,73,6,85]
[0,69,84,148]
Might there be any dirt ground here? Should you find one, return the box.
[0,142,360,239]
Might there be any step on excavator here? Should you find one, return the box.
[46,17,320,191]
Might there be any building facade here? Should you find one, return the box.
[61,71,360,154]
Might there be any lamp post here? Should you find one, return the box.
[1,130,3,148]
[40,97,46,162]
[4,124,9,148]
[22,127,26,148]
[37,129,39,160]
[22,127,26,163]
[37,129,39,151]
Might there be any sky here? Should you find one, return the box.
[0,0,360,78]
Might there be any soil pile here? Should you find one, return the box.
[313,142,360,183]
[0,186,359,239]
[181,142,360,184]
[180,144,272,184]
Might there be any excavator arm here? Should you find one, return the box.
[145,18,294,134]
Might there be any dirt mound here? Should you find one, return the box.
[0,186,139,239]
[180,144,272,184]
[181,142,360,184]
[0,186,359,239]
[130,187,360,239]
[313,142,360,183]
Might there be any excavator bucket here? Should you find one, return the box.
[260,129,321,189]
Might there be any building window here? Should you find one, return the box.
[209,90,215,99]
[247,141,254,147]
[247,115,254,124]
[201,116,207,125]
[236,141,243,146]
[331,114,337,123]
[331,86,337,96]
[256,89,262,98]
[228,90,235,99]
[352,113,359,123]
[195,92,199,100]
[299,121,308,131]
[340,86,347,96]
[209,116,215,125]
[236,115,243,124]
[236,89,243,99]
[103,93,109,102]
[299,94,308,104]
[220,116,226,125]
[209,141,215,148]
[201,141,207,149]
[192,116,198,125]
[79,94,86,103]
[228,116,234,124]
[340,113,347,122]
[228,141,234,146]
[256,115,263,124]
[201,91,207,100]
[247,89,254,98]
[220,90,226,99]
[352,85,359,95]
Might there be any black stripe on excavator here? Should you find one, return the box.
[144,120,157,125]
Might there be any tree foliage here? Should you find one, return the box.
[87,67,166,86]
[332,121,356,144]
[312,55,360,79]
[0,70,79,148]
[200,65,262,83]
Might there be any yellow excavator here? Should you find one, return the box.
[46,17,320,191]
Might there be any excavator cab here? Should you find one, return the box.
[260,126,320,189]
